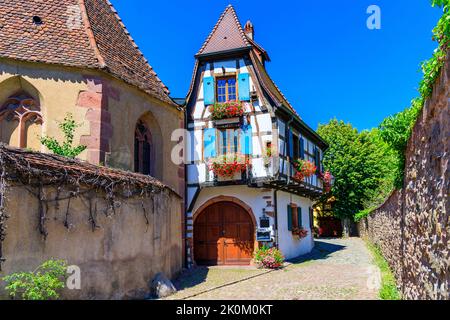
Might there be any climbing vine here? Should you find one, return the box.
[379,0,450,188]
[0,144,172,269]
[0,154,8,270]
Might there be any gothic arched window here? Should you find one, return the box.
[0,93,43,149]
[134,120,153,175]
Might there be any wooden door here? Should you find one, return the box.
[194,202,254,265]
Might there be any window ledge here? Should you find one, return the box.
[213,116,243,129]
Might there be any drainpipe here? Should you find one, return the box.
[274,189,279,249]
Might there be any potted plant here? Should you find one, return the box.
[208,153,249,178]
[254,246,285,269]
[293,159,316,182]
[263,143,272,168]
[209,101,245,127]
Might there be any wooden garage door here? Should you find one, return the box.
[194,202,254,265]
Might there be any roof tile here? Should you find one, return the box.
[0,0,174,105]
[197,5,251,56]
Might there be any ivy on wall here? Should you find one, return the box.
[379,0,450,189]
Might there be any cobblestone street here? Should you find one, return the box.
[166,238,380,300]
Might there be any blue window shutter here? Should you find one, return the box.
[309,207,314,229]
[297,207,303,228]
[300,138,305,159]
[288,130,294,159]
[314,147,320,172]
[203,76,215,105]
[238,73,250,101]
[287,205,293,231]
[204,128,216,158]
[240,125,253,155]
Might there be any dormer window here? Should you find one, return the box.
[216,77,237,102]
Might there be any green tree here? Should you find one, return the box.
[40,113,86,158]
[378,98,422,188]
[317,120,397,234]
[379,0,450,188]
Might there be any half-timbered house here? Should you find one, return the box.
[185,5,329,266]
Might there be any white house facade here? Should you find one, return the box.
[184,5,328,266]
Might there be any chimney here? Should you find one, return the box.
[244,20,254,40]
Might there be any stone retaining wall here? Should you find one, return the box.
[358,58,449,300]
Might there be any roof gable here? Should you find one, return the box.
[0,0,174,105]
[197,5,251,56]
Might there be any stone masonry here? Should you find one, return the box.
[359,55,449,300]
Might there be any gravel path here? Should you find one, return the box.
[166,238,380,300]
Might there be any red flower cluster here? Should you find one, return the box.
[208,153,249,177]
[292,227,309,239]
[293,159,317,181]
[254,246,285,269]
[209,101,245,120]
[319,171,333,193]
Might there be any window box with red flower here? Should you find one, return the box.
[293,159,317,182]
[292,227,309,239]
[208,153,250,178]
[209,101,245,123]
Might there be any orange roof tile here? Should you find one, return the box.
[0,0,174,105]
[197,5,251,56]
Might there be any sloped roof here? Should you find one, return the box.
[246,36,270,62]
[197,5,251,56]
[190,5,298,116]
[249,51,299,117]
[0,0,174,105]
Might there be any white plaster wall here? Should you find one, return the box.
[187,163,207,184]
[191,187,314,260]
[277,191,315,259]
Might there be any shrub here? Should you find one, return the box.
[254,246,284,269]
[40,113,87,158]
[1,259,67,300]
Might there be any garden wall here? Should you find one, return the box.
[358,58,449,300]
[0,145,183,300]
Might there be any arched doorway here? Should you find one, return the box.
[194,201,255,265]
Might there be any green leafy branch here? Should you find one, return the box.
[379,1,450,189]
[1,259,67,300]
[40,113,87,158]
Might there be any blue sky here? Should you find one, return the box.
[110,0,442,131]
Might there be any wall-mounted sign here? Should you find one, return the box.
[256,228,272,242]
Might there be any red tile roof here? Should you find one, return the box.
[249,51,299,117]
[197,5,251,56]
[192,5,298,117]
[0,0,174,105]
